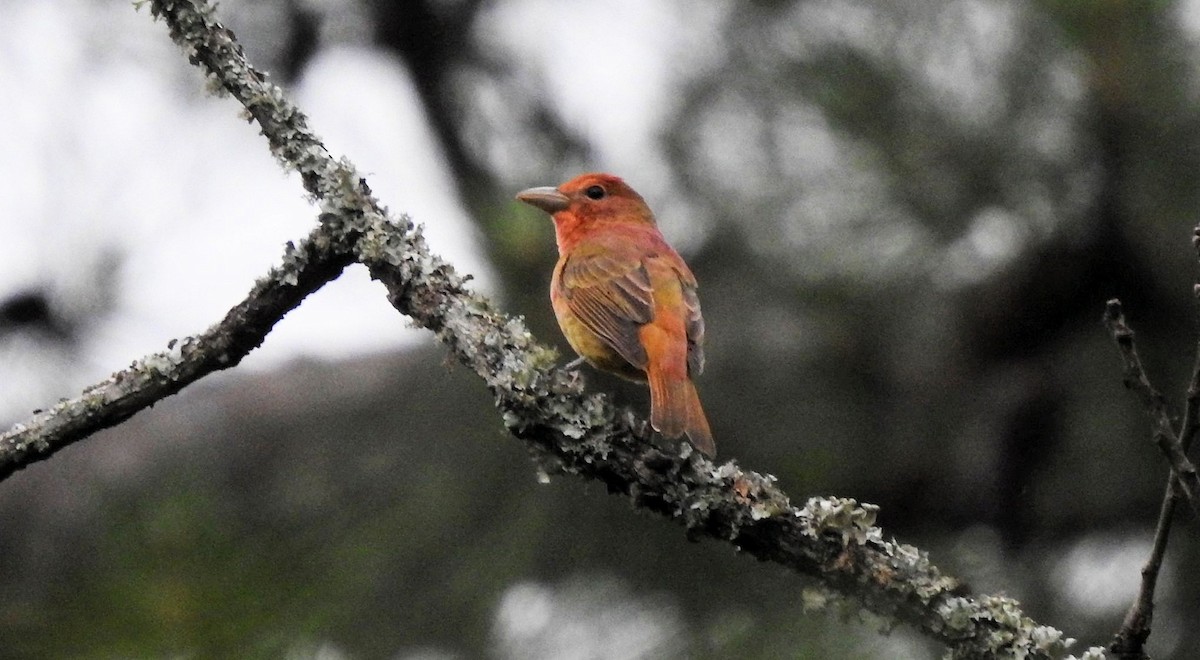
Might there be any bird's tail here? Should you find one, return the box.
[649,372,715,457]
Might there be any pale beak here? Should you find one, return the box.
[516,186,570,214]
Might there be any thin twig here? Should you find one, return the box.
[1102,299,1200,518]
[1110,231,1200,658]
[1111,486,1175,659]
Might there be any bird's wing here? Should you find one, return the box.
[559,248,654,369]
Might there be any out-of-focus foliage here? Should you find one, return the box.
[5,0,1200,658]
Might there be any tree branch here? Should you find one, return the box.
[0,1,1109,657]
[0,224,355,481]
[1110,230,1200,658]
[1111,481,1175,660]
[1102,299,1200,519]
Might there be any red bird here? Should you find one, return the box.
[517,173,714,456]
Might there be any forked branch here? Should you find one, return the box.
[1108,227,1200,659]
[1102,299,1200,518]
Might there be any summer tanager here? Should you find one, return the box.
[516,173,715,456]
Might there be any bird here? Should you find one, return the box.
[516,173,715,456]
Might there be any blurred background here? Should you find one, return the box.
[2,0,1199,657]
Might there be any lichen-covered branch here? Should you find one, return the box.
[296,208,1104,659]
[1102,298,1200,518]
[0,223,355,480]
[0,1,1115,657]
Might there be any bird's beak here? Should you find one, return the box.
[516,186,570,214]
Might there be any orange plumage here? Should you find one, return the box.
[517,173,715,456]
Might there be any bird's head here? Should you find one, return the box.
[516,173,656,228]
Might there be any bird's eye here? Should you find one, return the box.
[584,185,606,200]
